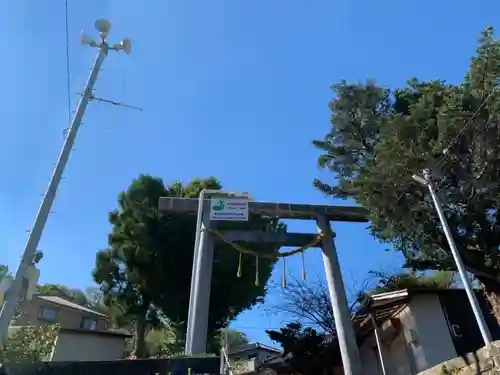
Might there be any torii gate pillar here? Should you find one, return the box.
[158,197,367,375]
[187,206,214,354]
[317,214,362,375]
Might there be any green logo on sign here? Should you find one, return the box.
[212,200,225,211]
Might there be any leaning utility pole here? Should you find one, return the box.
[0,19,131,345]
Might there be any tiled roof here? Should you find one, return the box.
[36,295,109,318]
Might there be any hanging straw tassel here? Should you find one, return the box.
[301,251,306,281]
[255,255,260,286]
[281,257,287,288]
[237,252,243,278]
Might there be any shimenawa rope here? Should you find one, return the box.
[202,228,323,287]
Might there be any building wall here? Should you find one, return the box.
[359,336,382,375]
[231,348,278,364]
[232,358,258,374]
[358,305,418,375]
[409,294,457,370]
[230,348,280,374]
[381,306,417,375]
[357,295,459,375]
[50,330,127,361]
[13,297,109,331]
[391,305,419,374]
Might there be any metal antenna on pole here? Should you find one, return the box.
[75,93,143,112]
[0,19,132,345]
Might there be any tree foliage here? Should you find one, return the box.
[0,325,58,365]
[368,270,454,294]
[93,174,284,355]
[0,265,9,281]
[220,328,250,353]
[266,323,326,375]
[144,327,177,358]
[35,284,110,317]
[313,27,500,298]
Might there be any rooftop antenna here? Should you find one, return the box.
[0,19,132,346]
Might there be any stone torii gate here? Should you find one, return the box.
[158,196,368,375]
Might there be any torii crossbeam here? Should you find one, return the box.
[158,196,369,375]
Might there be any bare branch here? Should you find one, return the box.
[266,274,374,335]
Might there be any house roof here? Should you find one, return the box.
[229,342,282,356]
[36,295,109,318]
[9,326,132,338]
[353,287,475,334]
[59,327,132,338]
[351,289,411,332]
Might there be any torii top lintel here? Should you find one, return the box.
[158,197,368,223]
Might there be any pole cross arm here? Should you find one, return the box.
[215,230,322,248]
[158,197,368,222]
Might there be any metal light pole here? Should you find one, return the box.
[185,190,251,354]
[412,169,492,346]
[0,19,131,345]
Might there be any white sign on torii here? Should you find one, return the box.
[209,198,249,221]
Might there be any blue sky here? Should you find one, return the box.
[1,0,499,347]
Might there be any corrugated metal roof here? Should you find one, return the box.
[36,295,109,318]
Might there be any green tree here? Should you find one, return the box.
[36,284,83,302]
[313,27,500,314]
[0,324,58,364]
[145,327,176,358]
[368,270,454,294]
[266,323,326,375]
[35,284,104,310]
[220,328,250,353]
[93,174,284,356]
[0,265,9,282]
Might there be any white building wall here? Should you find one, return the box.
[358,295,459,375]
[50,331,127,361]
[230,348,280,374]
[358,305,419,375]
[379,306,417,375]
[409,294,457,370]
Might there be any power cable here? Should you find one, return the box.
[395,87,498,203]
[435,88,496,170]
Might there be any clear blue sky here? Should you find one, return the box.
[1,0,499,347]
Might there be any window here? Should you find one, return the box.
[38,307,57,322]
[81,318,97,331]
